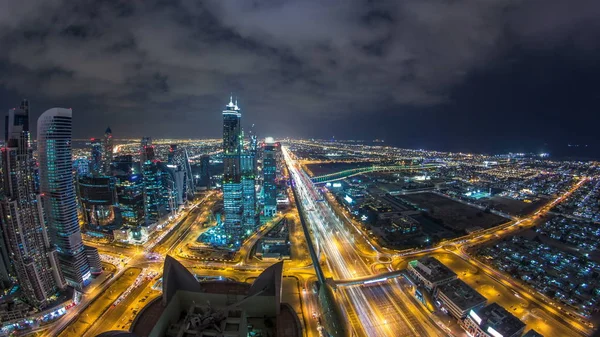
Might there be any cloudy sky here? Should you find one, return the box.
[1,0,599,155]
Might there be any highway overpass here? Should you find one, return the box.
[311,163,442,184]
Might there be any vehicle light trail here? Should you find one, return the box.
[283,145,443,337]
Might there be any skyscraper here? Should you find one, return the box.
[199,154,211,189]
[37,108,92,289]
[222,97,243,244]
[140,137,155,163]
[168,144,195,202]
[89,138,103,175]
[78,175,119,232]
[241,153,257,232]
[168,144,177,164]
[113,155,144,227]
[262,138,279,217]
[221,97,258,245]
[103,127,113,175]
[140,137,163,229]
[142,158,163,226]
[0,100,66,306]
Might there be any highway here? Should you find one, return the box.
[284,145,446,337]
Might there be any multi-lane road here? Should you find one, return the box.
[284,145,446,337]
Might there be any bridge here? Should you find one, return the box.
[310,163,443,184]
[329,269,407,287]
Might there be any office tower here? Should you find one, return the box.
[222,97,243,245]
[0,101,66,306]
[168,144,177,165]
[140,137,163,228]
[142,161,163,226]
[73,157,90,177]
[199,155,211,189]
[241,153,257,232]
[78,175,119,233]
[113,156,144,227]
[168,145,195,202]
[103,127,113,175]
[158,162,179,216]
[37,107,92,289]
[89,138,103,175]
[140,137,155,163]
[263,138,279,217]
[179,148,195,200]
[249,133,258,175]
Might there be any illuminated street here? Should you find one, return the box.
[284,145,446,336]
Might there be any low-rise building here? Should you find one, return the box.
[407,257,457,291]
[435,279,487,320]
[464,303,525,337]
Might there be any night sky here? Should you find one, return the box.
[1,0,599,157]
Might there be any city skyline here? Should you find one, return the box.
[0,99,598,336]
[1,2,600,337]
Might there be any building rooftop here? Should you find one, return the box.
[436,279,486,310]
[413,257,457,283]
[474,303,525,337]
[112,256,296,337]
[522,329,544,337]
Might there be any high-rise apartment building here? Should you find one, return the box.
[262,138,280,217]
[0,100,66,305]
[37,108,92,289]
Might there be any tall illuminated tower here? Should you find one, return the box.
[262,137,279,217]
[140,137,162,226]
[89,138,103,175]
[221,97,258,245]
[0,100,66,306]
[103,127,113,175]
[37,108,91,289]
[222,97,243,244]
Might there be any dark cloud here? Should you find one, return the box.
[0,0,598,145]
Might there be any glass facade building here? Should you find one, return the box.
[0,100,66,306]
[78,175,119,232]
[221,97,258,245]
[222,98,244,244]
[262,139,279,217]
[142,161,164,226]
[241,153,257,231]
[37,107,91,289]
[89,138,103,175]
[102,127,113,175]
